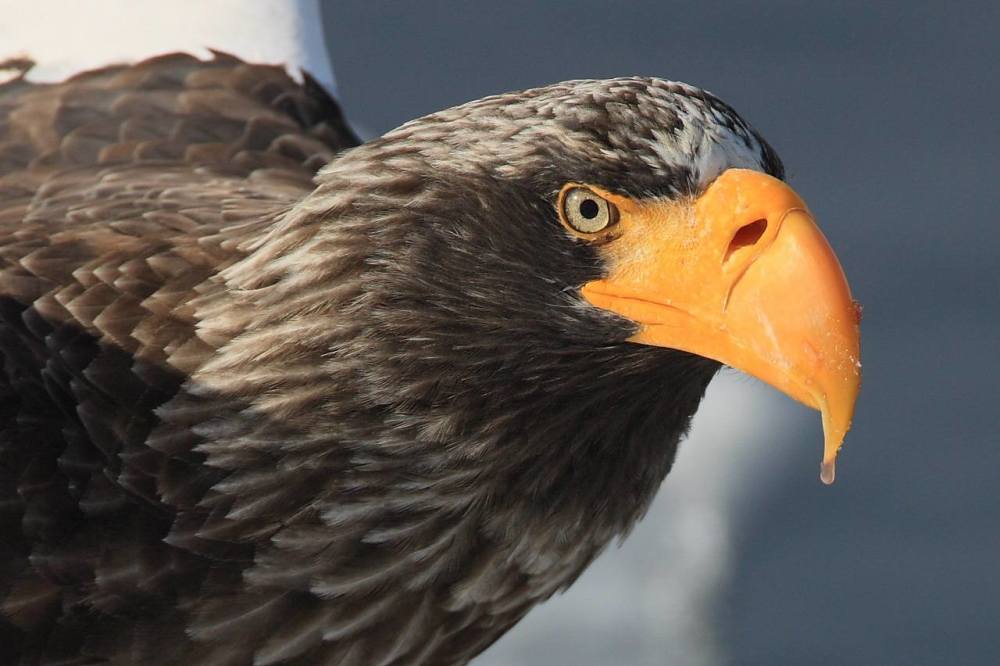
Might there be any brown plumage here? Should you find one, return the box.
[0,53,785,664]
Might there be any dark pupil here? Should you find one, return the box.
[579,198,600,220]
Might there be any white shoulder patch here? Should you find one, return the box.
[0,0,336,94]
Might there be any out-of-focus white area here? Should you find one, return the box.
[0,0,335,93]
[479,372,809,666]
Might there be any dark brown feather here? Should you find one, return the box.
[0,54,779,665]
[0,53,363,665]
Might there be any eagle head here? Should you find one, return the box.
[210,78,859,561]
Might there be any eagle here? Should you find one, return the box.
[0,48,860,666]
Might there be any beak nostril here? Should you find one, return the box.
[724,219,768,263]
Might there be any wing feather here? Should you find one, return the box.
[0,53,360,664]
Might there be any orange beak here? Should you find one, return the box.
[580,169,861,483]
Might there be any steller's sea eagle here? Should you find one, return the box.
[0,4,860,665]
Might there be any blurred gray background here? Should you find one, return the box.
[324,2,999,664]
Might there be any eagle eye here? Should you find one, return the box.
[559,186,619,235]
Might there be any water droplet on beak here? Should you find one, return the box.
[820,459,836,485]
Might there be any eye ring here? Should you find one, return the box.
[559,185,619,235]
